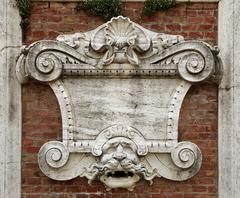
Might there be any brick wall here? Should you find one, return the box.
[22,1,218,198]
[25,2,217,45]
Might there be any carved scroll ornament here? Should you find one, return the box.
[16,16,222,191]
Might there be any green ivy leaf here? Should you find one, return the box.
[143,0,176,16]
[78,0,123,21]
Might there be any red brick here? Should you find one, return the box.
[204,17,217,24]
[23,178,42,185]
[152,195,167,198]
[76,195,89,198]
[24,195,42,198]
[192,185,207,192]
[186,10,197,16]
[199,25,214,31]
[188,17,204,24]
[182,24,198,31]
[167,195,184,198]
[188,32,204,39]
[22,185,34,193]
[187,3,204,10]
[49,2,64,8]
[203,3,218,9]
[47,15,62,22]
[166,24,181,31]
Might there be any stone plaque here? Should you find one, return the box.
[16,16,222,191]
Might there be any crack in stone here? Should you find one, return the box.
[0,45,21,53]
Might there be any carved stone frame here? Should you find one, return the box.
[16,16,222,191]
[1,0,240,197]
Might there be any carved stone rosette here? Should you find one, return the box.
[16,16,222,191]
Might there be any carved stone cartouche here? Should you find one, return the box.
[16,16,222,191]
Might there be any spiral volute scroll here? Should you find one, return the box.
[171,142,202,170]
[29,52,63,82]
[178,51,214,83]
[23,40,86,83]
[38,141,69,169]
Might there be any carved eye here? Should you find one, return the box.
[121,142,131,147]
[127,36,137,45]
[106,37,115,46]
[111,142,120,147]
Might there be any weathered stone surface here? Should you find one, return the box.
[17,16,221,191]
[0,0,22,197]
[64,78,184,140]
[219,0,240,197]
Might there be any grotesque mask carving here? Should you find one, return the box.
[82,126,157,191]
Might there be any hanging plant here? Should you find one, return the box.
[16,0,33,31]
[142,0,176,16]
[76,0,123,21]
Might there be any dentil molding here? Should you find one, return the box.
[16,16,222,191]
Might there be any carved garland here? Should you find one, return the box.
[16,16,222,191]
